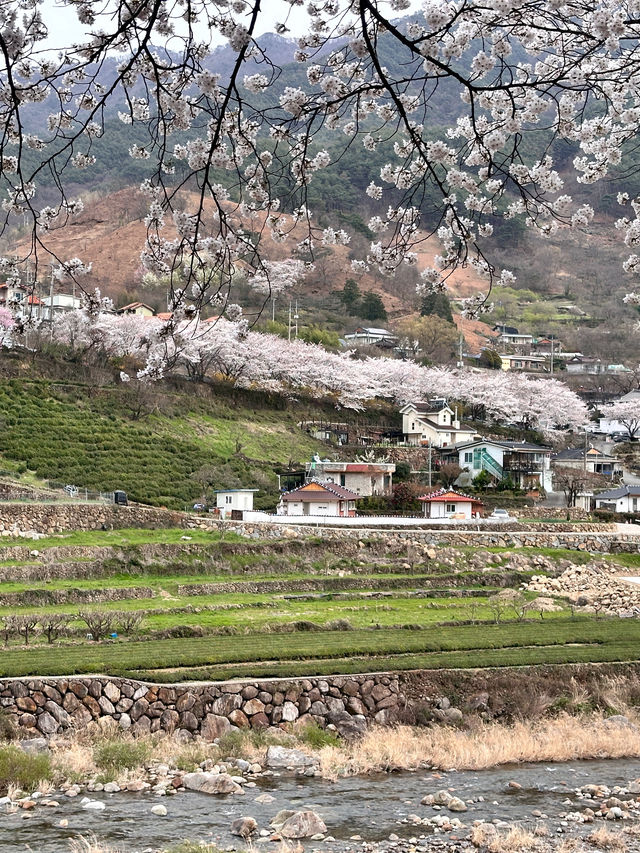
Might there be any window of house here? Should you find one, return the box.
[446,503,456,513]
[464,452,472,463]
[225,495,232,504]
[340,474,346,486]
[411,422,415,430]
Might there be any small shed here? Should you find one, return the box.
[418,489,483,519]
[215,489,258,518]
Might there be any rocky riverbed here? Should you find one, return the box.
[4,747,640,853]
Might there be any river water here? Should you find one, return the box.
[3,759,640,852]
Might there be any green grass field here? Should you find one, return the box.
[0,618,635,681]
[0,380,326,508]
[0,530,637,682]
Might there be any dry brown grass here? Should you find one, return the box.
[586,826,627,851]
[319,714,640,776]
[51,737,98,781]
[68,836,122,853]
[471,823,544,852]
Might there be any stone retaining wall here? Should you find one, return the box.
[200,520,635,554]
[512,506,591,520]
[0,504,189,535]
[4,663,640,740]
[0,674,404,741]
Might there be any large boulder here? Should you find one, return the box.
[182,772,243,795]
[231,817,258,838]
[265,745,319,769]
[280,811,327,838]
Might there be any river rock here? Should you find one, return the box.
[151,804,168,816]
[255,793,276,804]
[280,810,327,838]
[265,746,319,769]
[433,790,453,806]
[81,799,106,811]
[182,772,242,795]
[231,817,258,837]
[447,797,467,812]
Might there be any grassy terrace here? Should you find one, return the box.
[0,618,637,681]
[0,528,637,681]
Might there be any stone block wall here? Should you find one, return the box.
[197,519,633,554]
[0,674,404,740]
[0,504,189,536]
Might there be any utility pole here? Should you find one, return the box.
[428,440,432,487]
[583,429,588,473]
[457,333,464,369]
[288,300,292,342]
[49,263,54,341]
[550,337,554,375]
[294,299,299,339]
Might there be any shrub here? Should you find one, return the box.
[93,738,151,773]
[296,722,340,749]
[0,745,53,794]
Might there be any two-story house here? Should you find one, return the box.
[553,447,623,479]
[445,438,553,491]
[400,401,478,448]
[305,460,395,496]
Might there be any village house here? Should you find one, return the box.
[418,488,483,519]
[531,336,563,356]
[343,327,398,348]
[499,353,547,372]
[594,485,640,514]
[305,459,395,496]
[214,489,257,519]
[565,355,605,375]
[400,401,478,448]
[444,438,553,492]
[40,293,82,321]
[553,447,623,479]
[0,282,27,312]
[277,481,361,517]
[116,302,155,317]
[493,325,534,351]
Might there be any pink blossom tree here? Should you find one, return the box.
[1,0,640,325]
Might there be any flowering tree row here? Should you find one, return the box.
[2,0,640,325]
[47,308,588,435]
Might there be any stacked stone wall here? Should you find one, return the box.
[0,674,404,740]
[198,520,634,554]
[0,504,189,535]
[4,663,640,739]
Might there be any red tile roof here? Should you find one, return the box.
[282,481,361,502]
[418,489,482,504]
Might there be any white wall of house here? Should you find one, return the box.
[595,495,640,513]
[401,405,475,448]
[310,462,395,496]
[455,442,553,491]
[424,500,473,519]
[281,500,341,516]
[215,491,255,512]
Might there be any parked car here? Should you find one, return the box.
[489,508,512,521]
[193,502,207,511]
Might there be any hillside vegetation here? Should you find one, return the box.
[0,378,329,509]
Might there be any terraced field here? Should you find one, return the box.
[0,528,638,681]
